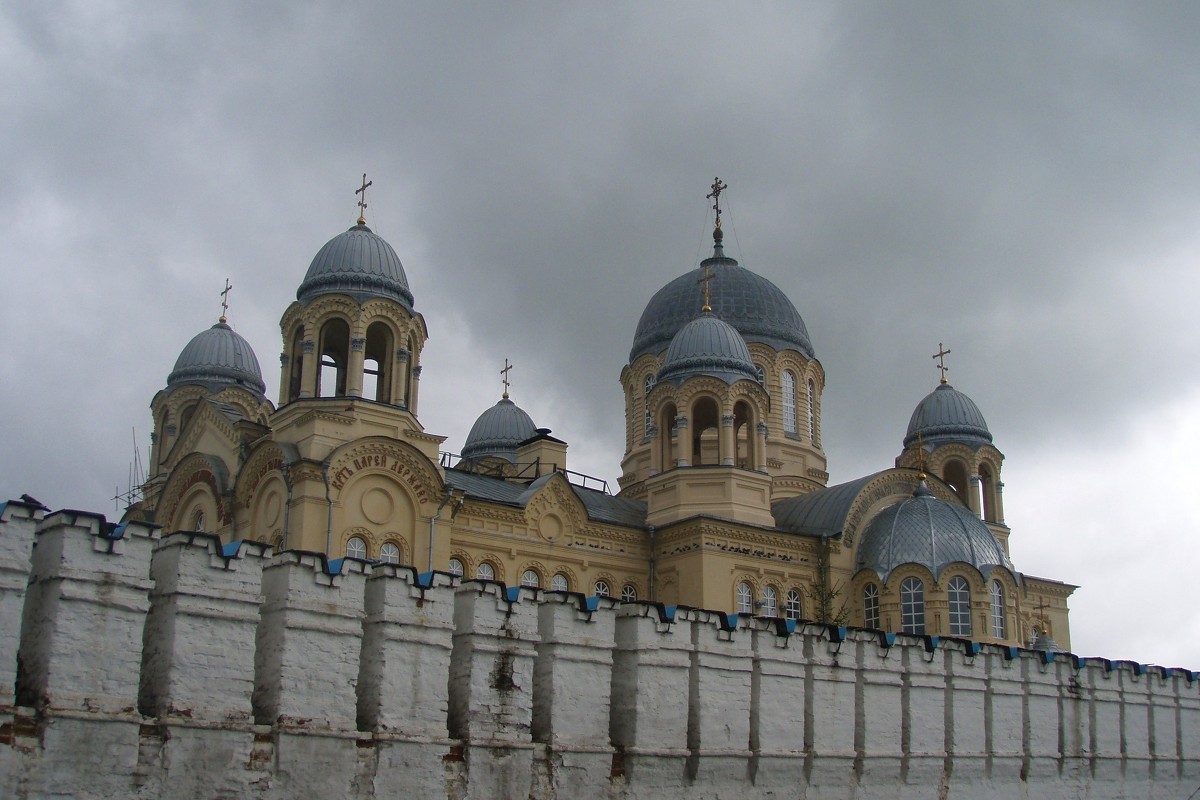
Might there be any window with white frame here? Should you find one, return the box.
[991,580,1006,638]
[863,583,880,629]
[551,573,569,592]
[345,536,367,560]
[761,585,777,617]
[448,558,464,578]
[900,577,925,634]
[521,569,540,588]
[947,576,972,637]
[379,542,400,565]
[593,580,611,597]
[785,589,803,620]
[621,584,637,602]
[782,370,797,434]
[736,582,754,614]
[476,562,495,581]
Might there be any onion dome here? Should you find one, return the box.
[461,397,538,464]
[1029,631,1063,653]
[657,312,760,386]
[297,223,414,309]
[167,321,266,398]
[903,382,993,449]
[630,228,814,363]
[856,481,1013,581]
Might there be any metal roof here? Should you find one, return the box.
[904,382,992,449]
[297,223,414,309]
[461,397,538,464]
[771,472,887,537]
[167,322,266,398]
[444,469,647,529]
[657,312,759,386]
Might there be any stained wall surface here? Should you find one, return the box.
[0,501,1196,799]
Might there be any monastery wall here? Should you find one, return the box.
[1,500,1197,799]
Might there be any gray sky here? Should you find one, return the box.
[3,2,1199,667]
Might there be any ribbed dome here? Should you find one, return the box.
[167,322,266,397]
[461,397,538,464]
[657,312,760,385]
[297,223,414,308]
[856,482,1013,582]
[630,238,814,363]
[904,382,993,449]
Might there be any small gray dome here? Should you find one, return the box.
[167,322,266,397]
[904,382,993,449]
[297,223,414,308]
[630,243,814,363]
[461,397,538,464]
[856,481,1013,581]
[657,312,760,385]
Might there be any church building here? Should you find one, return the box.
[128,179,1073,649]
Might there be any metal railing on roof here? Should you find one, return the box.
[439,451,609,494]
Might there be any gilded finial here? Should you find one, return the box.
[500,358,513,400]
[697,262,713,313]
[219,278,232,324]
[707,177,728,230]
[932,342,951,384]
[355,173,373,225]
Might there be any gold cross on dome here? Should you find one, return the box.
[932,342,951,384]
[707,177,728,229]
[355,173,373,224]
[500,358,513,399]
[219,278,232,323]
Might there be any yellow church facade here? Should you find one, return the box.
[129,180,1072,651]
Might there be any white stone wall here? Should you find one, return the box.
[0,507,1197,799]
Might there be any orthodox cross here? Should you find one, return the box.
[500,358,513,399]
[707,177,728,229]
[219,278,232,323]
[355,173,373,224]
[698,263,713,313]
[932,342,951,384]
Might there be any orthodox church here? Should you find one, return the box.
[128,179,1073,649]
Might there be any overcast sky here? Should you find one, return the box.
[3,2,1199,667]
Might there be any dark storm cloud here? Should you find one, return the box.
[2,2,1198,663]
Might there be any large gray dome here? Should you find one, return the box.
[461,397,538,464]
[631,235,814,363]
[856,481,1013,581]
[904,382,993,448]
[657,312,760,386]
[297,223,414,308]
[167,322,266,397]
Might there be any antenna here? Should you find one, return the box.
[112,428,146,512]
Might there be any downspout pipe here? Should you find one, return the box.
[427,489,466,572]
[647,525,657,601]
[321,461,333,556]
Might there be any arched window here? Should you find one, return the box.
[947,576,972,637]
[318,318,350,398]
[980,464,997,522]
[807,378,817,442]
[785,589,803,620]
[379,542,401,565]
[900,577,925,634]
[621,584,637,602]
[754,364,765,384]
[345,536,367,560]
[693,396,720,466]
[942,460,970,506]
[476,562,495,581]
[288,327,305,401]
[448,558,465,578]
[782,370,797,434]
[190,509,206,532]
[863,583,880,629]
[364,321,394,403]
[736,582,754,615]
[550,573,569,592]
[991,580,1006,638]
[521,569,540,588]
[761,585,777,617]
[593,580,611,597]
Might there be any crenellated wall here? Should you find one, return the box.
[0,499,1197,799]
